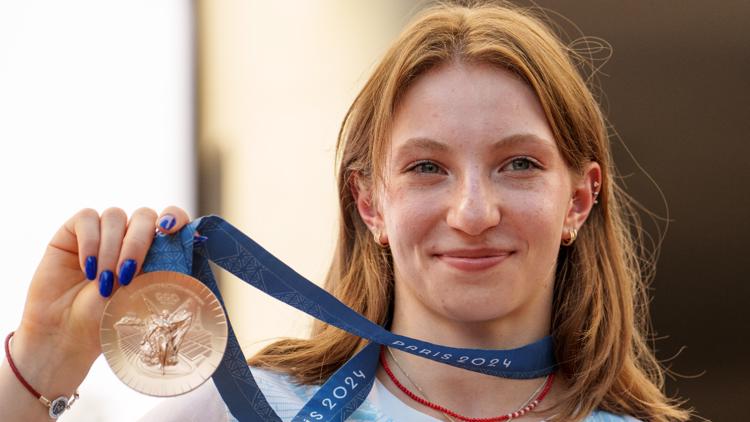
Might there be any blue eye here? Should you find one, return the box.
[409,160,443,174]
[505,157,538,171]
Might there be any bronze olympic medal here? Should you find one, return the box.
[100,271,228,397]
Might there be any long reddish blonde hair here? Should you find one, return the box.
[249,2,691,420]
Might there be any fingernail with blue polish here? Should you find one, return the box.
[99,270,114,297]
[159,214,176,231]
[119,259,137,286]
[85,256,97,280]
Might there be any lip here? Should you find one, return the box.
[435,249,513,272]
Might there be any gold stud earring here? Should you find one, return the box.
[561,228,578,246]
[372,228,388,246]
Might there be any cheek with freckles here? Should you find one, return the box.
[381,184,446,298]
[504,180,570,285]
[382,184,441,249]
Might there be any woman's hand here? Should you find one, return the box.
[9,206,190,399]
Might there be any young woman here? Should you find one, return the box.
[1,2,691,421]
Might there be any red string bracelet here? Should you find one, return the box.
[380,346,554,422]
[4,331,79,419]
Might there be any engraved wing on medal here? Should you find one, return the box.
[113,292,209,376]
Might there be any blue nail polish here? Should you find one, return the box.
[159,214,176,231]
[119,259,137,286]
[99,271,114,297]
[85,256,97,280]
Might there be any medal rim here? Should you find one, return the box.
[100,270,228,398]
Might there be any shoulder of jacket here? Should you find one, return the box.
[248,366,320,402]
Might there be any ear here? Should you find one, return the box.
[350,172,388,245]
[563,162,602,239]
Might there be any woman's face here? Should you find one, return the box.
[359,61,596,336]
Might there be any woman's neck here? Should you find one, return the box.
[390,277,553,348]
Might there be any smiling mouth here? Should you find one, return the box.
[435,252,513,272]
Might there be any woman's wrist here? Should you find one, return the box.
[7,328,92,403]
[1,328,90,421]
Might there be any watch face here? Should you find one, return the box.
[49,396,68,419]
[100,271,228,397]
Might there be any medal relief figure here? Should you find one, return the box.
[115,294,195,374]
[140,308,192,373]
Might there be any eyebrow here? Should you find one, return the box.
[396,133,555,154]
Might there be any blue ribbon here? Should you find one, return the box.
[141,216,556,421]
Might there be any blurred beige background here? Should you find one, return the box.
[195,0,418,355]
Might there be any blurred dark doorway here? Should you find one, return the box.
[510,1,750,420]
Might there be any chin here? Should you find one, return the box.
[436,295,520,324]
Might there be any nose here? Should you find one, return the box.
[446,174,501,236]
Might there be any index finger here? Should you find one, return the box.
[115,207,158,287]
